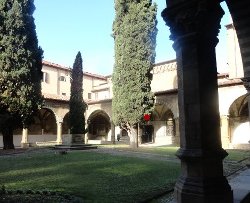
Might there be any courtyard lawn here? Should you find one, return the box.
[0,150,180,203]
[100,144,250,162]
[225,149,250,161]
[99,144,179,158]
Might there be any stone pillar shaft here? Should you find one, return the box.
[111,122,115,144]
[242,77,250,126]
[21,128,29,148]
[57,122,63,144]
[220,115,230,149]
[162,1,233,202]
[174,118,180,145]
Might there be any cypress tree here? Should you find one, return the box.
[112,0,157,147]
[0,0,43,149]
[69,51,86,135]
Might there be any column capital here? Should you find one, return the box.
[56,116,63,124]
[221,114,229,119]
[162,0,224,46]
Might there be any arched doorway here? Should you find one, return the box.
[29,108,57,135]
[118,129,130,144]
[229,94,250,145]
[150,104,175,145]
[27,108,57,143]
[87,110,111,141]
[141,125,154,143]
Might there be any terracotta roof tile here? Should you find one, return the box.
[42,60,107,80]
[43,93,70,101]
[42,60,70,71]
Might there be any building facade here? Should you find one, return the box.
[0,23,249,149]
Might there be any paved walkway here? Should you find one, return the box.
[230,167,250,203]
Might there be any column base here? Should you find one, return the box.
[56,141,63,145]
[175,176,233,203]
[21,143,29,148]
[71,134,85,144]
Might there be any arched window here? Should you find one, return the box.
[59,75,66,82]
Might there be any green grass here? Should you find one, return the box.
[0,151,180,203]
[225,149,250,161]
[100,144,250,162]
[99,144,179,158]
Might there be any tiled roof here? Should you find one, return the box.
[218,78,243,87]
[83,71,107,80]
[42,60,107,80]
[42,60,71,71]
[154,59,176,67]
[43,93,70,101]
[217,73,229,78]
[43,93,112,104]
[86,98,112,104]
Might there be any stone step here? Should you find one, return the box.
[53,144,97,150]
[55,144,93,147]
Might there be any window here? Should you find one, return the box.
[42,72,49,83]
[59,75,66,82]
[88,93,92,99]
[62,93,66,96]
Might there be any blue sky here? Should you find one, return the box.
[34,1,230,75]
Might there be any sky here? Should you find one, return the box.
[34,1,230,76]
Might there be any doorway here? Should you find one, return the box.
[142,125,154,143]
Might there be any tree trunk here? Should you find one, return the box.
[2,126,15,150]
[129,127,138,148]
[0,113,15,150]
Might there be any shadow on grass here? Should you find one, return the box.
[0,151,180,202]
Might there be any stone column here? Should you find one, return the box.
[173,117,180,145]
[242,77,250,126]
[138,126,142,145]
[21,128,29,148]
[166,118,174,136]
[56,118,63,144]
[111,122,115,144]
[165,118,173,144]
[220,115,230,149]
[162,1,233,202]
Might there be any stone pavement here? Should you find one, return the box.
[230,167,250,203]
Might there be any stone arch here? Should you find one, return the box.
[229,94,248,118]
[225,0,250,78]
[87,110,111,141]
[86,105,112,120]
[29,107,57,135]
[150,103,176,145]
[62,112,69,134]
[152,103,175,121]
[229,94,250,144]
[118,128,130,144]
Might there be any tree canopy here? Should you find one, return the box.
[69,51,87,134]
[112,0,157,133]
[0,0,43,149]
